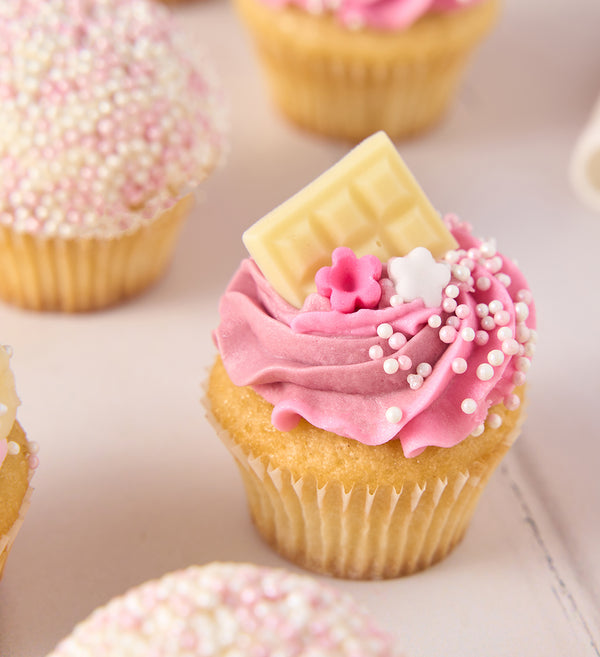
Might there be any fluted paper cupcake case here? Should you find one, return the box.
[235,0,500,141]
[207,385,526,580]
[0,195,193,312]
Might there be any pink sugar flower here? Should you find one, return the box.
[315,247,382,313]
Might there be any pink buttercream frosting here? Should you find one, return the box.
[214,215,536,458]
[259,0,485,31]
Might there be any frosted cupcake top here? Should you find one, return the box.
[260,0,485,30]
[214,134,536,458]
[0,346,21,469]
[0,0,227,239]
[47,562,399,656]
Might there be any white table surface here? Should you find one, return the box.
[1,0,599,655]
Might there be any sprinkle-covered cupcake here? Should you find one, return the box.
[234,0,499,140]
[0,0,226,312]
[47,562,399,656]
[208,132,537,579]
[0,345,37,580]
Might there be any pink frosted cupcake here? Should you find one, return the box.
[0,0,227,311]
[234,0,500,139]
[47,562,400,656]
[0,344,38,580]
[208,133,537,579]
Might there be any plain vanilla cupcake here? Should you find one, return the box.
[47,562,399,656]
[0,345,38,580]
[0,0,226,312]
[208,132,536,579]
[235,0,499,140]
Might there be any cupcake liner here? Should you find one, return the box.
[209,399,525,579]
[0,481,34,581]
[236,0,499,140]
[0,194,193,312]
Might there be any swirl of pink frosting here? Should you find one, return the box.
[259,0,485,31]
[214,216,536,458]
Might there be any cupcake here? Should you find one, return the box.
[0,345,37,580]
[235,0,499,140]
[208,132,536,579]
[0,0,226,312]
[47,562,399,656]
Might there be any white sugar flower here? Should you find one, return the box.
[388,247,451,308]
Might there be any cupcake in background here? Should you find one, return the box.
[235,0,499,140]
[0,345,37,580]
[208,132,537,579]
[0,0,227,312]
[47,562,400,656]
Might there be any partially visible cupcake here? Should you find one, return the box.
[235,0,499,140]
[47,562,400,656]
[0,345,37,580]
[0,0,227,312]
[208,132,536,579]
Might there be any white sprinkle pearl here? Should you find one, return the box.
[502,339,520,356]
[442,298,457,313]
[428,315,442,329]
[471,423,485,437]
[407,374,424,390]
[390,295,403,307]
[488,300,503,314]
[517,357,531,372]
[494,310,510,326]
[368,345,384,360]
[377,323,393,339]
[496,273,511,287]
[476,276,491,291]
[475,330,489,346]
[513,371,527,386]
[388,333,407,350]
[487,413,503,429]
[452,264,470,282]
[386,406,403,423]
[504,394,521,411]
[476,363,494,381]
[397,355,412,370]
[417,362,432,378]
[455,304,470,319]
[439,326,457,344]
[488,349,505,367]
[383,358,399,374]
[516,289,533,305]
[525,342,536,357]
[445,250,460,264]
[7,441,20,456]
[515,302,530,322]
[516,323,531,343]
[461,327,475,342]
[485,256,503,273]
[497,327,513,341]
[481,316,495,331]
[445,284,459,299]
[461,398,477,415]
[452,358,467,374]
[446,316,460,329]
[476,303,489,318]
[480,239,497,258]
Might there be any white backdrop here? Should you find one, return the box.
[1,1,599,655]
